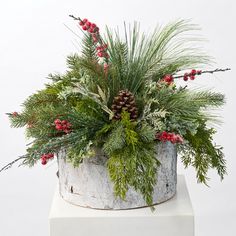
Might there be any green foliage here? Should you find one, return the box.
[105,20,210,97]
[144,85,225,135]
[67,140,95,167]
[5,19,227,208]
[107,143,159,206]
[103,111,159,206]
[179,122,227,184]
[23,131,85,166]
[81,34,99,62]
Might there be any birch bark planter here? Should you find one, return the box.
[57,142,177,210]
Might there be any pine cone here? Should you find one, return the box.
[111,90,138,121]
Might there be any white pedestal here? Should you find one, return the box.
[49,175,194,236]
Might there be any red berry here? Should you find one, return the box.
[88,28,95,33]
[54,119,61,124]
[86,22,91,27]
[191,69,197,76]
[41,157,47,165]
[79,21,84,26]
[97,52,103,57]
[61,120,67,125]
[82,25,88,31]
[169,133,174,142]
[60,125,66,131]
[166,134,172,141]
[12,112,19,117]
[82,18,88,23]
[41,154,46,159]
[190,75,195,80]
[56,124,63,130]
[163,74,174,84]
[161,131,168,139]
[48,153,54,159]
[156,131,183,144]
[91,23,96,28]
[183,73,189,81]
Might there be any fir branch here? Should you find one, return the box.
[80,34,99,62]
[103,112,159,206]
[147,86,225,128]
[180,122,227,184]
[66,54,81,70]
[103,123,126,155]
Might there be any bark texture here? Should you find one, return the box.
[57,142,177,210]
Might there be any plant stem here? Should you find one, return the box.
[173,68,231,79]
[0,156,26,173]
[69,14,82,22]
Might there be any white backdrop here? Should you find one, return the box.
[0,0,235,235]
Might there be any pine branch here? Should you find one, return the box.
[106,20,211,94]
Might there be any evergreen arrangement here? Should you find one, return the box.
[1,16,229,206]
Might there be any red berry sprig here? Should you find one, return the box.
[155,131,183,144]
[12,112,19,117]
[162,74,174,85]
[79,18,100,42]
[69,15,110,72]
[183,69,202,81]
[41,153,54,165]
[162,68,230,83]
[54,119,72,134]
[78,18,109,67]
[96,44,109,59]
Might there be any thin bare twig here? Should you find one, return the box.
[69,15,82,22]
[0,156,26,173]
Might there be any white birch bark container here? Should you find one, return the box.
[57,142,177,210]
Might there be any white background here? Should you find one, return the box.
[0,0,235,235]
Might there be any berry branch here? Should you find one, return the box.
[0,156,26,173]
[162,68,231,84]
[173,68,231,79]
[69,14,110,67]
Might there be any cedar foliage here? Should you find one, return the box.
[6,19,227,207]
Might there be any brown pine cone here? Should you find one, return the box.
[111,90,138,121]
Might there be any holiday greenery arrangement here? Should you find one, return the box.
[1,16,229,207]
